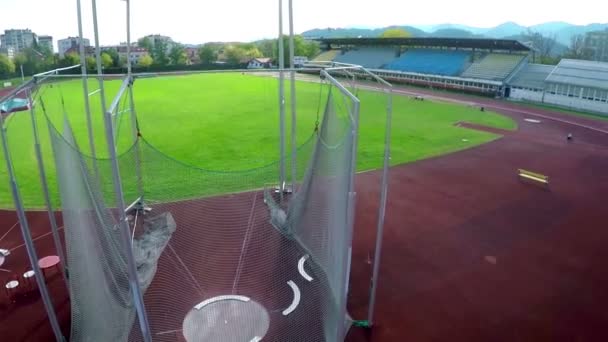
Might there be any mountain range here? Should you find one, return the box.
[302,22,608,46]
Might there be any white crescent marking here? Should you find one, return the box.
[282,281,301,316]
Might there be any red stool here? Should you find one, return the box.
[5,280,20,303]
[22,270,36,294]
[38,255,61,280]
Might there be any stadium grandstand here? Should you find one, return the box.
[310,37,531,96]
[461,53,526,80]
[308,37,608,115]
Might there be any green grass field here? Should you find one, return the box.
[0,73,516,208]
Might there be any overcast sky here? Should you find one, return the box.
[1,0,606,47]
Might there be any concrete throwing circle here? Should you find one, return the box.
[183,295,269,342]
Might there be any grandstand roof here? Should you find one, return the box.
[316,37,531,52]
[546,59,608,90]
[509,64,555,89]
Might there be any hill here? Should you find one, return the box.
[301,22,608,46]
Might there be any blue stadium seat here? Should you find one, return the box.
[333,48,397,69]
[384,49,470,76]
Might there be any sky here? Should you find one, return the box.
[1,0,606,48]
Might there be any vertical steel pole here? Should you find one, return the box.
[28,87,69,288]
[126,0,144,200]
[91,0,109,123]
[126,0,133,76]
[288,0,297,192]
[341,99,360,341]
[0,88,66,342]
[367,85,393,326]
[76,0,98,166]
[278,0,286,193]
[103,77,153,342]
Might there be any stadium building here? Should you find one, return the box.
[311,37,608,114]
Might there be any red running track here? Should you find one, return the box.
[1,86,608,341]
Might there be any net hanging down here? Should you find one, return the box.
[47,76,357,341]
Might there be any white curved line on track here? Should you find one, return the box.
[194,295,250,310]
[283,280,301,316]
[250,337,263,342]
[298,255,313,282]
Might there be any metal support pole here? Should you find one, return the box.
[76,0,98,165]
[367,85,393,326]
[125,0,133,76]
[341,99,360,341]
[0,91,66,342]
[125,0,144,201]
[278,0,286,194]
[103,76,153,342]
[91,0,109,123]
[28,87,69,287]
[322,70,360,340]
[288,0,297,192]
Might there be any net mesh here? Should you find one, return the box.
[44,74,358,341]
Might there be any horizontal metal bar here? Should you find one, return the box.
[124,196,143,214]
[320,70,360,104]
[107,77,131,114]
[31,67,326,82]
[360,68,393,88]
[33,64,82,78]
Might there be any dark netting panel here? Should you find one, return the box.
[45,75,357,341]
[48,118,138,341]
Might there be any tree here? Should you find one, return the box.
[138,37,153,52]
[139,54,153,67]
[85,56,96,70]
[198,44,217,64]
[0,54,16,78]
[244,47,263,59]
[564,34,593,60]
[169,44,187,65]
[273,36,320,65]
[59,53,80,67]
[152,40,169,65]
[104,48,120,67]
[380,28,412,38]
[101,52,114,69]
[224,45,247,64]
[256,39,274,58]
[523,30,557,61]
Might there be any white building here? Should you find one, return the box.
[58,37,91,58]
[294,56,309,67]
[141,34,174,53]
[0,47,15,60]
[508,59,608,115]
[0,29,37,52]
[38,35,54,52]
[247,58,272,69]
[116,45,150,66]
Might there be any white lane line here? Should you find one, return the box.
[250,337,263,342]
[298,255,313,282]
[194,295,250,310]
[282,280,301,316]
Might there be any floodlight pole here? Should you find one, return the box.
[288,0,297,192]
[0,83,66,342]
[278,0,286,195]
[28,87,69,288]
[76,0,98,167]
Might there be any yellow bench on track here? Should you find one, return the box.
[518,169,549,184]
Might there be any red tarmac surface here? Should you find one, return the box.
[1,85,608,341]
